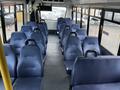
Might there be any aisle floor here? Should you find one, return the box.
[43,35,69,90]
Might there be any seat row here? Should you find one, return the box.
[57,18,101,75]
[0,20,48,90]
[64,32,100,75]
[71,56,120,90]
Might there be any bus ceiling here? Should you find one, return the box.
[1,0,120,9]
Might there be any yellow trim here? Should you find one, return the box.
[0,35,13,90]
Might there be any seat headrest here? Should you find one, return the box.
[21,26,32,32]
[69,32,77,37]
[10,32,27,41]
[72,57,120,86]
[64,25,71,30]
[65,34,83,56]
[33,28,41,32]
[83,36,100,57]
[25,39,37,46]
[10,32,27,55]
[76,29,87,41]
[21,26,33,38]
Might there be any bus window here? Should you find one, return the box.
[0,6,3,43]
[73,7,76,23]
[73,11,76,23]
[41,7,66,30]
[4,5,15,40]
[41,7,66,20]
[90,9,95,16]
[89,17,100,37]
[105,11,113,20]
[16,5,23,31]
[0,16,3,43]
[114,13,120,22]
[82,8,88,29]
[77,8,81,24]
[101,21,120,55]
[4,6,9,14]
[95,9,101,17]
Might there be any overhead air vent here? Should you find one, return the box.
[42,0,64,3]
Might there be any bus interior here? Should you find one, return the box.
[1,0,120,90]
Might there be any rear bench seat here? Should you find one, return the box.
[13,39,43,90]
[71,56,120,90]
[0,44,16,90]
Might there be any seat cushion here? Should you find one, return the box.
[13,77,42,90]
[0,78,15,90]
[64,61,74,75]
[72,83,120,90]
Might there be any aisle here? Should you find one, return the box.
[43,35,69,90]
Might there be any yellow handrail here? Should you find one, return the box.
[0,35,13,90]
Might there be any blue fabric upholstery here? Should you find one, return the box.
[38,23,48,44]
[64,32,83,74]
[72,57,120,90]
[13,41,43,90]
[17,44,43,77]
[72,83,120,90]
[10,32,27,55]
[30,30,46,56]
[3,44,17,78]
[71,24,80,32]
[57,17,64,33]
[21,26,33,38]
[26,21,38,30]
[13,77,42,90]
[0,44,16,90]
[61,25,71,48]
[38,22,48,36]
[59,23,68,39]
[83,36,100,57]
[76,28,87,41]
[64,18,73,25]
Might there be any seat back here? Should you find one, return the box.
[76,28,87,41]
[39,19,48,35]
[64,32,83,61]
[38,23,48,43]
[10,32,27,55]
[64,18,73,25]
[2,44,16,77]
[72,57,120,86]
[83,36,100,57]
[57,17,64,33]
[21,26,32,38]
[38,22,48,36]
[17,39,43,77]
[61,25,71,43]
[71,24,80,32]
[26,21,38,30]
[30,29,45,45]
[30,29,46,56]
